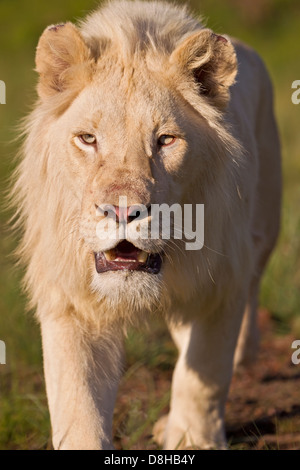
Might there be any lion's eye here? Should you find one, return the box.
[79,134,97,145]
[158,135,176,147]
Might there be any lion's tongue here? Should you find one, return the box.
[114,240,145,261]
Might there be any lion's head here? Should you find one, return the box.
[14,1,249,326]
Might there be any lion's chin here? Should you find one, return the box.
[90,269,164,312]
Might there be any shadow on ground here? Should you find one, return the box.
[114,310,300,450]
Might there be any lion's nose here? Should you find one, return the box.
[97,204,150,223]
[114,204,150,223]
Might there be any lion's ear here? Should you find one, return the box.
[170,29,237,109]
[35,22,93,100]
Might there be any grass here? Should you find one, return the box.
[0,0,299,449]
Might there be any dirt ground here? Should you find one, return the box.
[227,310,300,450]
[114,310,300,450]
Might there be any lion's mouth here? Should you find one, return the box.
[94,240,162,274]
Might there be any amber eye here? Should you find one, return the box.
[158,135,176,147]
[79,134,97,145]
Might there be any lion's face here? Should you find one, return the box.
[27,22,238,312]
[51,59,209,306]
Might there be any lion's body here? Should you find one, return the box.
[13,1,281,449]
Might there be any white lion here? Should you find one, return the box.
[13,0,281,449]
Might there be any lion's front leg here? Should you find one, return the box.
[41,315,124,450]
[162,303,245,449]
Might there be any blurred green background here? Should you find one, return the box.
[0,0,299,449]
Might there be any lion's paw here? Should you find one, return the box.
[152,415,168,448]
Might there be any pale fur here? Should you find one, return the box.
[12,0,281,449]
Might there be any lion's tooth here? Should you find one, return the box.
[137,251,148,263]
[103,249,116,261]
